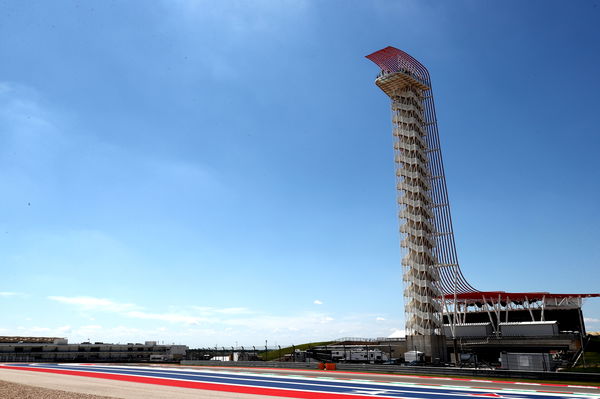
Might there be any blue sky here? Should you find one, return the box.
[1,0,599,347]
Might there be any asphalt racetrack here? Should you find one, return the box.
[1,363,599,399]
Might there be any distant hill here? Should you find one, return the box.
[259,341,335,361]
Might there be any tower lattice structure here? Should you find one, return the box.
[366,47,474,337]
[393,84,442,336]
[366,47,599,345]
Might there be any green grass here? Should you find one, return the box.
[577,351,600,366]
[258,341,335,361]
[565,336,600,372]
[565,350,600,373]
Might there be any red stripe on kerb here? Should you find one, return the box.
[0,365,384,399]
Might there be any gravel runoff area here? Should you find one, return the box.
[0,379,117,399]
[0,367,276,399]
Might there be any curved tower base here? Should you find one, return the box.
[406,334,447,363]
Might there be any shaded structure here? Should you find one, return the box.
[365,46,599,361]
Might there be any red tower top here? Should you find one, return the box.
[366,46,600,306]
[365,46,430,86]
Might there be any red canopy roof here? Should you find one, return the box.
[444,291,600,302]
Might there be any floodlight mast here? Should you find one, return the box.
[366,47,472,360]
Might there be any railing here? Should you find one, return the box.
[375,69,430,88]
[334,337,381,343]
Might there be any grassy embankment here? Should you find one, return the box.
[566,335,600,373]
[259,341,335,361]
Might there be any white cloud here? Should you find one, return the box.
[0,292,21,297]
[47,295,404,346]
[49,295,207,326]
[57,325,72,333]
[216,307,252,315]
[124,311,205,325]
[584,317,600,323]
[388,329,405,338]
[6,312,404,347]
[190,306,253,316]
[16,325,72,335]
[376,317,386,321]
[48,296,137,313]
[80,325,102,330]
[313,299,323,305]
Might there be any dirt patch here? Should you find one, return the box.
[0,379,116,399]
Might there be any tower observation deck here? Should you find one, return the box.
[366,46,599,360]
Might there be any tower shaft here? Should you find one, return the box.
[367,46,600,363]
[366,47,456,360]
[389,80,442,336]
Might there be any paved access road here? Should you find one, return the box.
[1,363,599,399]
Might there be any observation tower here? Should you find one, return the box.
[366,46,599,362]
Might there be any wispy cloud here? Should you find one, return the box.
[159,0,312,82]
[167,0,310,35]
[0,81,65,170]
[123,311,205,325]
[584,317,600,323]
[48,296,137,313]
[46,295,403,345]
[0,292,22,297]
[16,325,72,335]
[313,299,323,305]
[0,81,220,229]
[49,295,207,326]
[190,306,253,316]
[48,296,256,326]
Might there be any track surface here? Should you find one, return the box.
[1,363,599,399]
[189,366,600,394]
